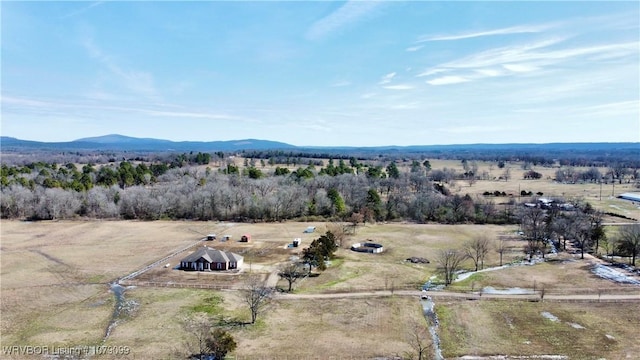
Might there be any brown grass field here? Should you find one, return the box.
[437,300,640,359]
[1,216,639,359]
[424,159,640,221]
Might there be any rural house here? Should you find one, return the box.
[179,246,243,271]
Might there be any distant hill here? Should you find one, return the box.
[1,134,638,154]
[1,135,296,152]
[74,134,173,144]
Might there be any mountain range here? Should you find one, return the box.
[1,134,638,153]
[0,134,296,152]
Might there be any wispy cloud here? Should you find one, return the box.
[419,23,557,42]
[1,95,54,107]
[406,45,423,52]
[61,1,104,19]
[306,1,384,40]
[1,95,252,122]
[502,64,538,73]
[441,38,637,71]
[419,36,638,86]
[417,68,448,77]
[439,125,513,134]
[378,72,396,85]
[83,38,157,98]
[426,76,470,86]
[475,68,504,77]
[383,84,414,90]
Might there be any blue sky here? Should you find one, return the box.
[2,1,639,146]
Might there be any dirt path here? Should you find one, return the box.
[273,289,640,302]
[119,237,207,282]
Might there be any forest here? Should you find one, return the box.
[1,146,638,225]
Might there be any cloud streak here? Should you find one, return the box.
[379,72,396,84]
[1,95,253,123]
[420,35,638,86]
[83,38,157,98]
[61,1,104,19]
[419,23,557,42]
[383,84,414,90]
[306,1,383,40]
[426,76,470,86]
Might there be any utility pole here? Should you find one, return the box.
[599,181,602,201]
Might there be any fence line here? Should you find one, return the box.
[120,279,639,304]
[120,280,235,290]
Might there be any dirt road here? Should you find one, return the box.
[273,289,640,302]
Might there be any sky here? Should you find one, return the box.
[1,1,639,147]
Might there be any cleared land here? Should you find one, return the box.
[1,220,639,359]
[437,300,640,359]
[425,159,640,222]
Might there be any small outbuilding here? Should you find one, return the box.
[619,193,640,203]
[351,242,384,254]
[180,246,243,271]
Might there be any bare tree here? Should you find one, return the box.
[182,314,237,360]
[436,248,466,285]
[182,314,213,360]
[326,221,350,248]
[347,212,364,234]
[519,206,547,260]
[277,262,306,292]
[600,236,617,261]
[617,223,640,266]
[464,235,490,271]
[551,215,572,251]
[35,187,81,220]
[502,167,511,182]
[405,318,432,360]
[569,210,605,260]
[495,237,509,266]
[242,276,273,324]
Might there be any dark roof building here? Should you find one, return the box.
[180,246,243,271]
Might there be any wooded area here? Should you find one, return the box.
[1,148,638,225]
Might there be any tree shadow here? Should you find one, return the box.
[213,315,251,328]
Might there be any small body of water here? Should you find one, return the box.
[482,286,535,295]
[104,283,138,341]
[420,297,443,360]
[104,283,125,340]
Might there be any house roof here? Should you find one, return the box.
[181,247,243,264]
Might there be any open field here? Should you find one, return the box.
[436,300,640,359]
[1,220,639,359]
[424,159,640,221]
[294,223,523,293]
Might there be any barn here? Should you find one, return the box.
[179,246,243,271]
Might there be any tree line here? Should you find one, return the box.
[1,153,638,227]
[1,156,525,224]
